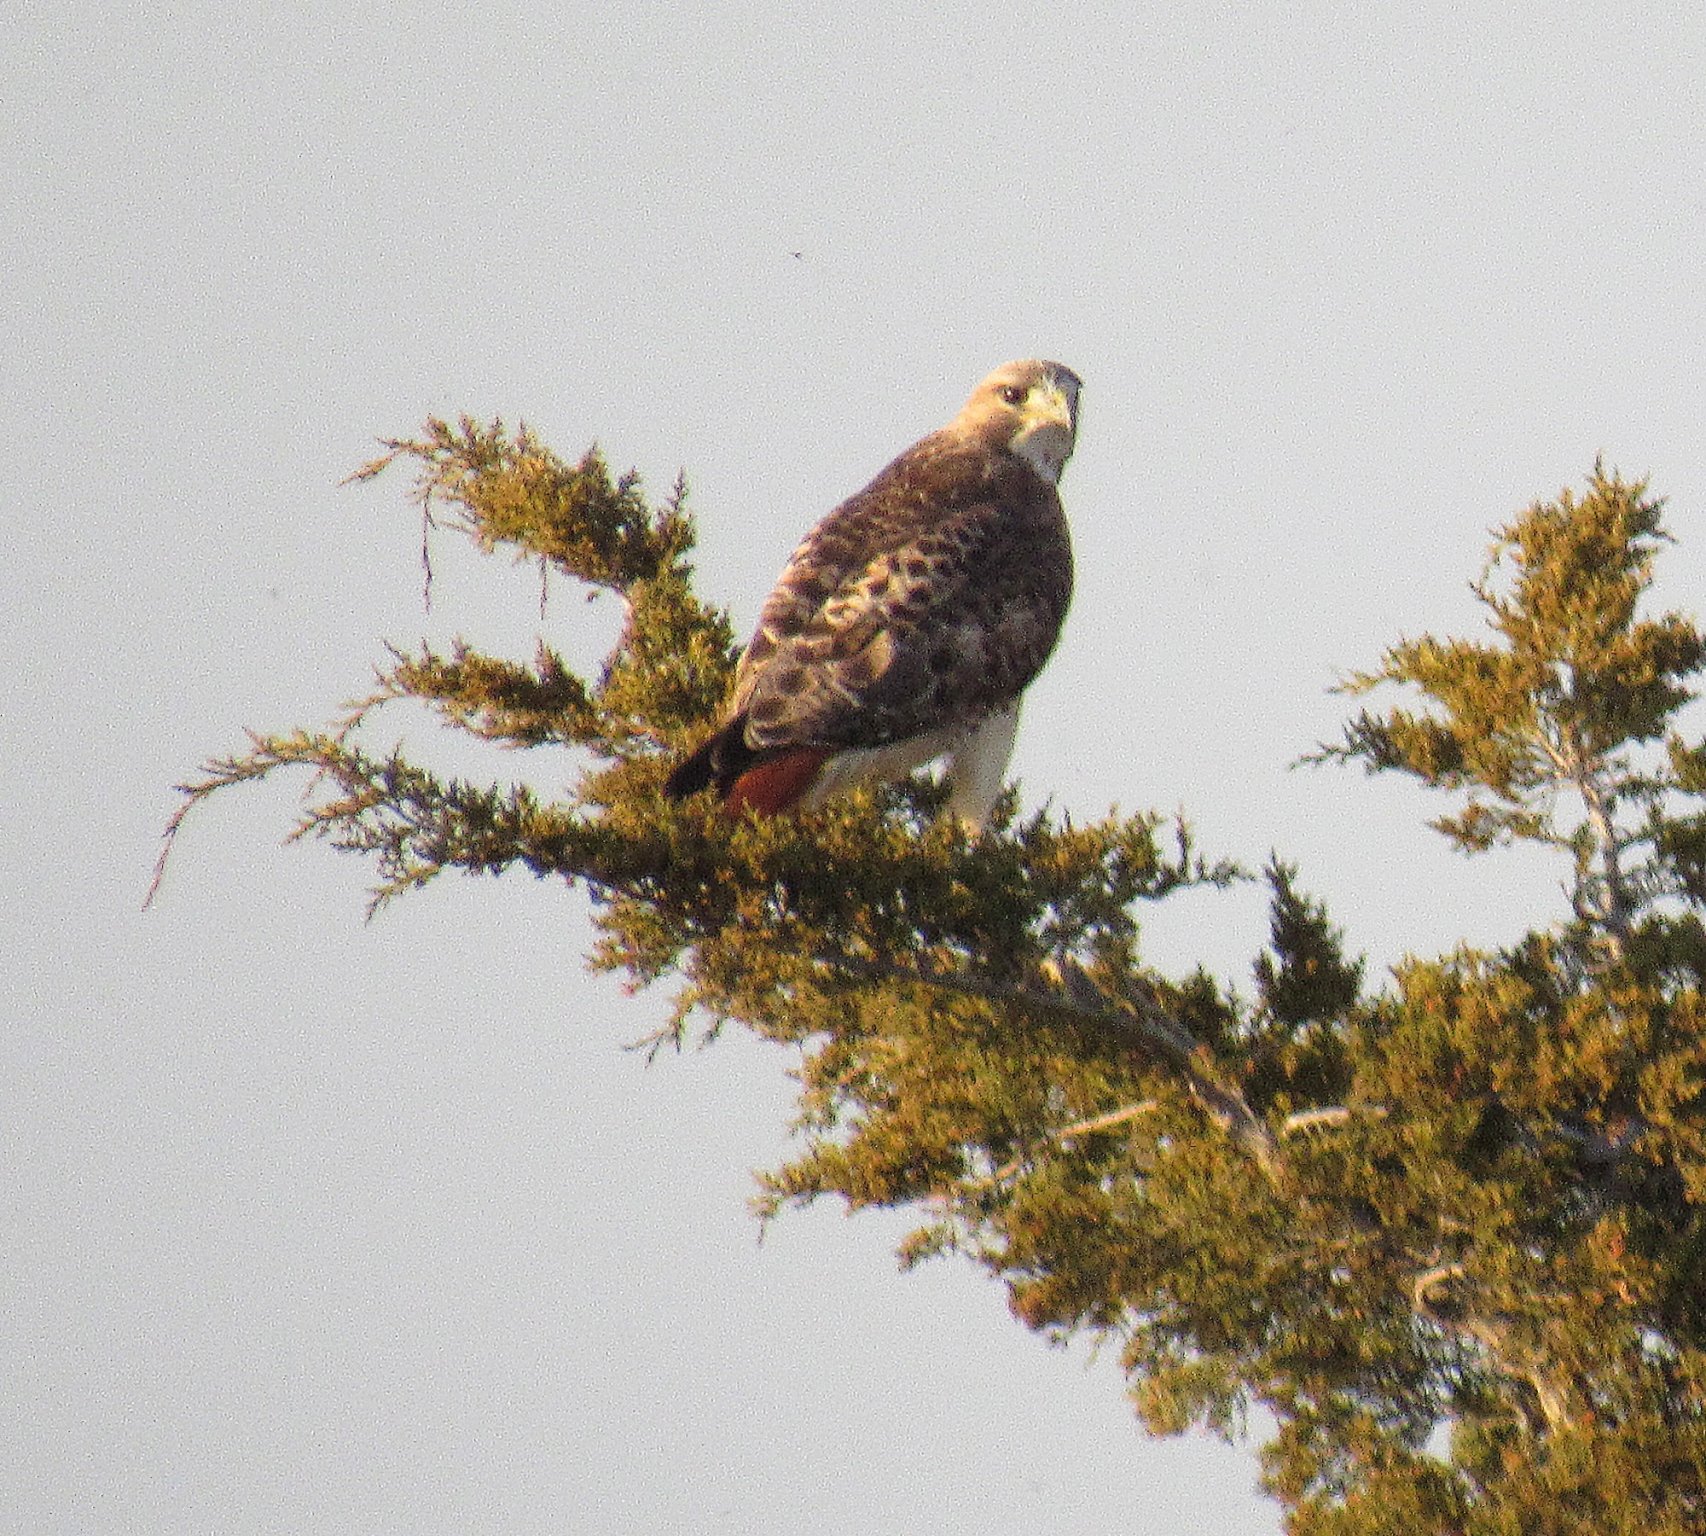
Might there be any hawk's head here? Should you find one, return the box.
[955,359,1082,485]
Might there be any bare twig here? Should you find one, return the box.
[1053,1100,1164,1141]
[974,1100,1164,1189]
[1281,1104,1390,1137]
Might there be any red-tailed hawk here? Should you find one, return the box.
[664,359,1080,830]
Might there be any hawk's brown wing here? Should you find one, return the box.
[733,434,1072,755]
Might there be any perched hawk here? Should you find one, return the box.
[664,359,1080,830]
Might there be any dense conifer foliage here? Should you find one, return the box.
[162,426,1706,1532]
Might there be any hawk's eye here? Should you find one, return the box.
[998,385,1026,406]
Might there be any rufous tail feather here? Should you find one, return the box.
[724,748,830,816]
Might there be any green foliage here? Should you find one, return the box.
[161,429,1706,1532]
[1315,466,1706,969]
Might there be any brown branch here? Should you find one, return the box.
[824,951,1280,1174]
[1410,1261,1581,1436]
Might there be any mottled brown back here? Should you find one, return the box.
[731,429,1073,754]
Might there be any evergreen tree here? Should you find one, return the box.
[158,425,1706,1533]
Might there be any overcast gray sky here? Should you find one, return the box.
[7,3,1706,1532]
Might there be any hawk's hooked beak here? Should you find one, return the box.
[1030,381,1077,437]
[1012,381,1079,484]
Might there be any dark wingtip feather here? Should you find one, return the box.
[664,714,761,801]
[663,737,718,800]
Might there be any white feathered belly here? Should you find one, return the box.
[799,703,1021,831]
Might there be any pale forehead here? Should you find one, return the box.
[979,359,1082,397]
